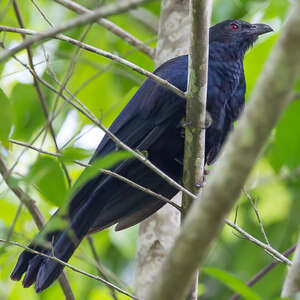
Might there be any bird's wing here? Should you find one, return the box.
[205,61,244,164]
[226,71,246,121]
[68,73,186,218]
[11,56,188,292]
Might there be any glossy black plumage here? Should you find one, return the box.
[11,19,273,292]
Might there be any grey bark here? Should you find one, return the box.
[134,0,189,297]
[182,1,212,299]
[145,0,300,299]
[282,236,300,298]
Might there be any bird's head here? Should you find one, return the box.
[209,19,273,55]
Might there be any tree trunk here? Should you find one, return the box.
[134,0,189,297]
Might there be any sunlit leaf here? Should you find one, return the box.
[70,150,132,197]
[26,156,68,207]
[204,267,262,300]
[11,84,45,140]
[267,100,300,172]
[0,88,13,143]
[61,147,90,163]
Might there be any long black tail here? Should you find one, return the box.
[11,190,106,292]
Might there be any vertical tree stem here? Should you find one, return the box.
[134,0,190,298]
[182,1,212,298]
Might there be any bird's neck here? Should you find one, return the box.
[209,40,252,62]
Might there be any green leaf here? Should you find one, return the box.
[264,0,289,20]
[204,267,262,300]
[27,156,67,207]
[69,151,132,201]
[11,84,45,140]
[267,100,300,172]
[61,147,90,163]
[34,217,68,246]
[0,88,13,142]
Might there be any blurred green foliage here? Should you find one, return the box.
[0,0,298,299]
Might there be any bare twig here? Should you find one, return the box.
[0,238,138,300]
[0,25,185,98]
[282,235,300,297]
[0,0,155,63]
[0,156,74,300]
[230,245,296,300]
[87,236,119,300]
[2,42,191,200]
[12,0,72,187]
[50,24,92,131]
[9,139,182,211]
[54,0,155,58]
[243,189,270,245]
[0,156,44,228]
[225,220,292,265]
[0,203,23,252]
[30,0,54,27]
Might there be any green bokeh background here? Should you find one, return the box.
[0,0,298,299]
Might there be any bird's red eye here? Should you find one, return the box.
[229,23,239,31]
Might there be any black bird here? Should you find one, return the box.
[11,19,272,292]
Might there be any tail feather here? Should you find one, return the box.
[11,190,105,292]
[22,255,43,288]
[11,250,36,281]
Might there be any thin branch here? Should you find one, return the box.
[11,0,72,187]
[230,245,296,300]
[0,203,23,253]
[0,0,154,63]
[3,43,191,200]
[30,0,54,27]
[243,189,270,245]
[225,220,292,265]
[54,0,155,58]
[146,1,300,299]
[87,236,119,300]
[49,23,93,138]
[0,156,44,229]
[75,251,131,292]
[0,156,74,300]
[9,139,182,211]
[1,238,138,300]
[282,235,300,297]
[0,25,185,98]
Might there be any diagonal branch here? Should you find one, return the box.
[0,25,185,98]
[0,156,74,300]
[225,220,292,265]
[53,0,155,58]
[0,238,138,300]
[146,1,300,299]
[230,245,296,300]
[3,47,193,201]
[9,139,182,211]
[0,0,154,63]
[281,236,300,298]
[11,0,72,187]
